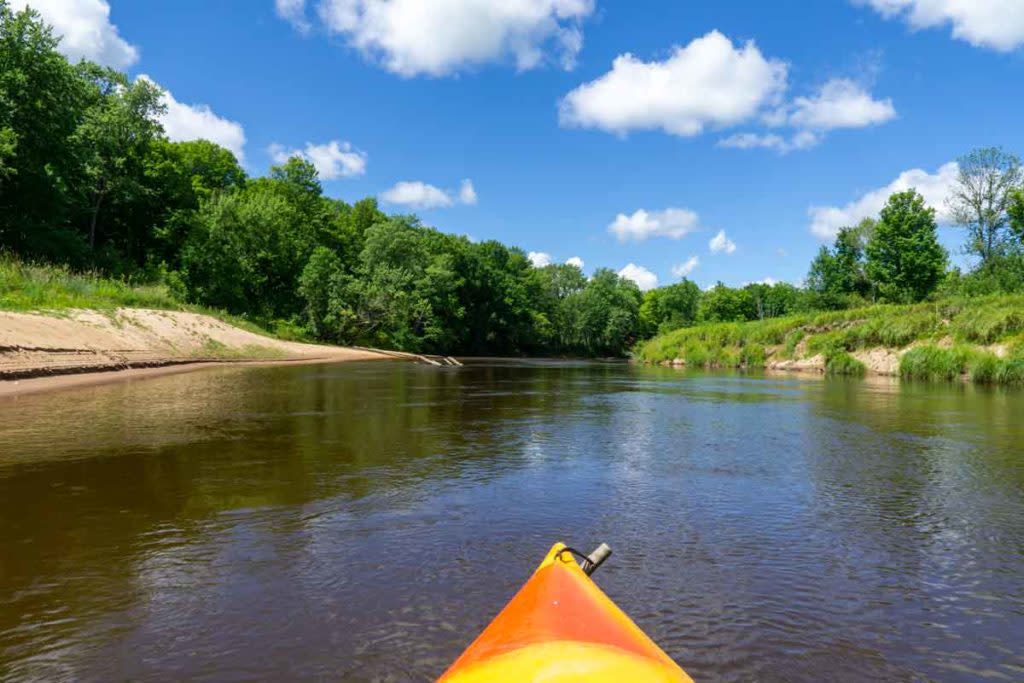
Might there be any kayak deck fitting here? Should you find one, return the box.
[438,542,693,682]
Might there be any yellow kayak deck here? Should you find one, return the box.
[439,543,693,682]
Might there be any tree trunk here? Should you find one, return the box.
[89,178,107,250]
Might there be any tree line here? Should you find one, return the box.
[3,4,1024,357]
[0,2,644,357]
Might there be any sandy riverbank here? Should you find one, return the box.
[0,308,402,396]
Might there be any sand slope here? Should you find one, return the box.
[0,308,393,380]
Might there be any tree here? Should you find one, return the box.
[72,66,164,251]
[639,279,701,336]
[0,2,91,258]
[948,147,1024,266]
[142,139,246,265]
[179,186,313,318]
[567,269,641,356]
[806,219,874,308]
[745,282,802,319]
[1010,188,1024,243]
[698,283,753,322]
[867,190,947,303]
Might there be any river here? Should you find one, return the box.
[1,360,1022,681]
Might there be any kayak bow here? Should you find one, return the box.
[438,542,693,682]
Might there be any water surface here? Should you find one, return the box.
[1,361,1022,681]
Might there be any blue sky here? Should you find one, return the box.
[24,0,1024,290]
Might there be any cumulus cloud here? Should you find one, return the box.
[528,251,553,267]
[12,0,139,67]
[671,256,700,278]
[560,31,787,137]
[314,0,594,77]
[854,0,1024,51]
[709,230,737,254]
[138,76,247,163]
[608,208,701,242]
[566,256,584,269]
[808,161,959,240]
[276,0,310,32]
[458,179,478,205]
[618,263,658,291]
[788,79,896,130]
[379,178,478,208]
[380,181,453,208]
[719,79,894,152]
[269,140,367,179]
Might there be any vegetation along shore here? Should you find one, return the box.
[4,5,1024,385]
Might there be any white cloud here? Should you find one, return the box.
[608,208,701,242]
[709,230,737,254]
[618,263,658,291]
[671,256,700,278]
[528,251,553,267]
[789,79,896,130]
[458,179,478,205]
[718,132,788,150]
[559,30,787,137]
[378,178,478,208]
[566,256,584,269]
[718,130,821,153]
[380,181,453,208]
[138,76,247,163]
[855,0,1024,51]
[314,0,594,77]
[12,0,138,67]
[746,276,779,286]
[808,161,959,240]
[719,79,894,152]
[276,0,310,32]
[269,140,367,179]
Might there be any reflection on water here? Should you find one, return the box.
[1,361,1023,681]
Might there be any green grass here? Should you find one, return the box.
[636,294,1024,385]
[0,254,180,311]
[898,345,973,382]
[0,253,312,343]
[825,351,867,377]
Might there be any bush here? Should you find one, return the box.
[825,351,866,376]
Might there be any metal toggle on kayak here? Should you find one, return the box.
[438,542,694,682]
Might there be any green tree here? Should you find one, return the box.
[639,279,701,336]
[948,147,1024,266]
[142,139,246,265]
[1009,188,1024,243]
[698,283,753,322]
[298,246,352,341]
[72,66,164,252]
[179,186,313,318]
[0,2,91,258]
[866,190,947,302]
[564,269,642,356]
[806,219,874,308]
[745,282,802,319]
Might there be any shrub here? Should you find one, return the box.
[825,351,866,376]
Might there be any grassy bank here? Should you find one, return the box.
[635,296,1024,385]
[0,255,308,341]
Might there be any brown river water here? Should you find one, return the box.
[1,360,1022,681]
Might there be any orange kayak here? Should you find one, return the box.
[438,542,693,682]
